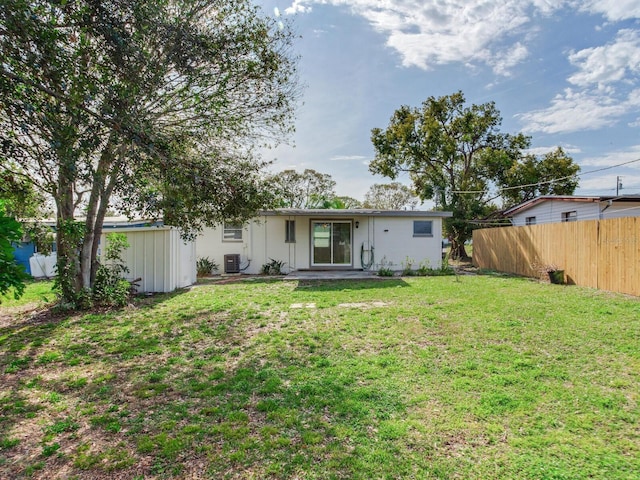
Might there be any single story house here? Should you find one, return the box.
[196,208,453,274]
[504,195,640,226]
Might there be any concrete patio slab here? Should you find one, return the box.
[285,270,378,280]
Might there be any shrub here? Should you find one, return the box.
[401,256,416,276]
[377,256,394,277]
[92,233,131,307]
[196,257,219,277]
[261,258,285,275]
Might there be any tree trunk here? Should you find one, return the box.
[55,166,83,304]
[449,239,469,261]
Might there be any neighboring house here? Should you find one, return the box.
[196,208,453,274]
[504,195,640,226]
[25,218,196,293]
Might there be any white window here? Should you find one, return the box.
[561,211,577,223]
[285,220,295,243]
[413,220,433,237]
[525,216,536,225]
[223,222,243,241]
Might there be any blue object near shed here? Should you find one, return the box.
[12,242,35,275]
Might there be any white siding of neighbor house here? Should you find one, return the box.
[101,227,196,293]
[601,202,640,219]
[510,199,640,226]
[510,200,600,226]
[196,214,445,274]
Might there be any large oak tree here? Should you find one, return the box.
[0,0,299,306]
[370,92,579,259]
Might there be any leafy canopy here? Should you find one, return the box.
[363,182,418,210]
[370,91,579,259]
[0,0,299,305]
[269,169,337,209]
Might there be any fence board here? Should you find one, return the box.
[473,218,638,296]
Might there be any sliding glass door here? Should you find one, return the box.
[311,221,352,267]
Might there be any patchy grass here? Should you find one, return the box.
[1,276,639,479]
[0,280,54,309]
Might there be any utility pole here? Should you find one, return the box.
[617,176,623,196]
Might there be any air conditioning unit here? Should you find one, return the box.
[224,254,241,274]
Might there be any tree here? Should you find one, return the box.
[362,182,418,210]
[335,196,362,209]
[1,0,299,307]
[0,168,49,220]
[0,201,27,302]
[1,167,54,254]
[370,91,529,259]
[269,169,337,208]
[494,147,580,206]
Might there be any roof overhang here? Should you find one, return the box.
[504,196,601,217]
[261,208,453,218]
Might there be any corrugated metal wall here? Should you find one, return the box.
[102,228,195,293]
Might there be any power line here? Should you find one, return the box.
[450,157,640,195]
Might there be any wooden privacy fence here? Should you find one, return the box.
[472,217,640,297]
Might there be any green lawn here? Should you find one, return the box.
[1,276,639,479]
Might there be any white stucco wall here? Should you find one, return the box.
[196,214,445,274]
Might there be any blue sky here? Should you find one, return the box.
[257,0,640,204]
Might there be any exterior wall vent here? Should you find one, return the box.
[224,254,241,273]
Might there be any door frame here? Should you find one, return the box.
[309,220,353,268]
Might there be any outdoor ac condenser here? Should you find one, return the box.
[224,254,241,274]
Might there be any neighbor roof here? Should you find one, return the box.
[262,208,453,218]
[503,195,640,217]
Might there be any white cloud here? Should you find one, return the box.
[518,88,640,134]
[580,0,640,21]
[329,154,369,161]
[285,0,312,15]
[577,174,640,192]
[284,0,548,74]
[526,145,582,156]
[568,29,640,87]
[488,42,530,77]
[283,0,640,78]
[580,145,640,167]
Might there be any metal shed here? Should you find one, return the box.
[101,226,196,293]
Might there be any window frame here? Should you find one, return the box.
[222,222,243,242]
[561,211,577,223]
[525,216,537,225]
[285,220,296,243]
[413,220,433,237]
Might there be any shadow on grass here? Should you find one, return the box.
[293,278,410,292]
[0,289,412,479]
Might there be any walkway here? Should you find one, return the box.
[285,270,378,280]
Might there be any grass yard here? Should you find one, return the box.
[1,275,639,479]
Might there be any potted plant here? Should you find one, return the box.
[532,261,565,284]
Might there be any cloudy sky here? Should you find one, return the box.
[257,0,640,204]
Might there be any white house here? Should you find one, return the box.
[196,209,452,274]
[504,195,640,226]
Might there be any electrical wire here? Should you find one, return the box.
[450,157,640,195]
